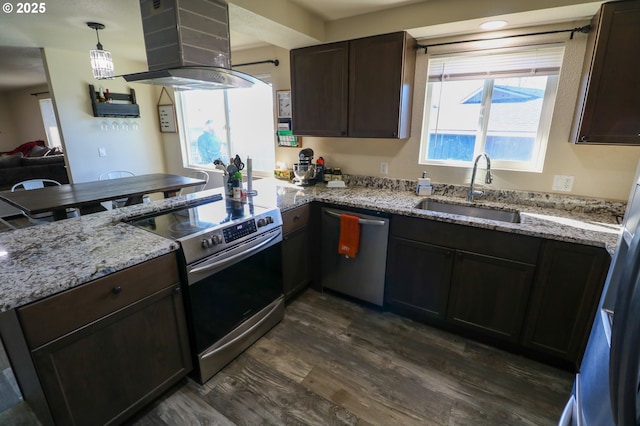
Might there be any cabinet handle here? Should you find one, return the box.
[293,215,301,221]
[174,287,182,294]
[112,286,122,295]
[580,135,589,142]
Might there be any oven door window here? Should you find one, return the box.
[187,242,283,354]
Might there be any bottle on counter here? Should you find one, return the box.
[316,157,325,184]
[332,167,343,181]
[232,172,242,199]
[416,171,432,196]
[324,167,333,183]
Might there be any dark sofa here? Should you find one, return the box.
[0,142,69,191]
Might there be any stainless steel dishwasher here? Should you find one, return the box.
[321,207,390,306]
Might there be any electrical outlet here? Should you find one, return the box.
[552,175,574,192]
[98,147,107,157]
[380,162,389,175]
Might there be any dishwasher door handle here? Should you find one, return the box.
[324,209,386,226]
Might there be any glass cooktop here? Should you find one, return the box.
[128,196,268,240]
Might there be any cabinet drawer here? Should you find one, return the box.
[282,204,310,236]
[18,253,180,348]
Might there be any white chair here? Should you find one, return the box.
[11,179,79,224]
[0,217,16,231]
[99,171,135,180]
[99,171,150,208]
[180,170,210,195]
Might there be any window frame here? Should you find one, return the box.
[417,41,565,173]
[174,77,276,175]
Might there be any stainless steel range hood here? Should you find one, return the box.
[123,0,262,90]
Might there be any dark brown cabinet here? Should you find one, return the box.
[385,214,611,370]
[572,0,640,144]
[290,42,349,137]
[522,240,610,366]
[385,237,453,323]
[386,216,539,343]
[290,31,415,138]
[2,253,191,426]
[282,204,312,300]
[447,251,535,343]
[32,285,190,425]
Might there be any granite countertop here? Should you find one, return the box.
[0,176,623,313]
[249,177,623,253]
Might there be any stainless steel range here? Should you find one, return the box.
[127,194,284,384]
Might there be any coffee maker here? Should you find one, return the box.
[293,148,316,186]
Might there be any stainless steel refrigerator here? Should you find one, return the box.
[560,163,640,425]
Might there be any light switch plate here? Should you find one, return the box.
[552,175,574,192]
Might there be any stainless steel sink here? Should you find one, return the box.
[416,199,521,223]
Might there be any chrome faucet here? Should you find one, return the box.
[467,153,493,202]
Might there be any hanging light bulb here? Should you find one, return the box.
[87,22,114,79]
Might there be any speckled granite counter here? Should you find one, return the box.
[0,193,221,312]
[249,177,623,254]
[0,176,623,313]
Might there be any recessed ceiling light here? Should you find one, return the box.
[480,20,508,30]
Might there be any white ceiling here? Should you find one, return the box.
[288,0,427,20]
[0,0,602,91]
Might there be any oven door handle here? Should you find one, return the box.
[201,299,282,360]
[189,230,280,275]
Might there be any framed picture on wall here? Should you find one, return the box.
[276,90,292,118]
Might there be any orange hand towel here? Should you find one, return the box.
[338,214,361,258]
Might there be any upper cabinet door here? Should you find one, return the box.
[572,0,640,144]
[290,31,415,139]
[290,42,349,137]
[349,32,415,138]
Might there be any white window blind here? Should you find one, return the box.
[428,45,565,82]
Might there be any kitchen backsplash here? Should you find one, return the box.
[342,174,627,217]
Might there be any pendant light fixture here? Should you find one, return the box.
[87,22,114,79]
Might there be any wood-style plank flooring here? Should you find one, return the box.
[0,289,573,425]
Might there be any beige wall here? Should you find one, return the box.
[0,84,49,151]
[43,48,168,184]
[0,92,19,151]
[265,23,640,201]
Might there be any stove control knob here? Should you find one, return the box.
[257,218,267,227]
[266,216,274,224]
[211,234,223,245]
[201,238,212,249]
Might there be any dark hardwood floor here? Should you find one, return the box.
[0,289,573,425]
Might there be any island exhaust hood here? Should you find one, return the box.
[122,0,262,90]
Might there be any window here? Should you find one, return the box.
[177,81,275,173]
[420,45,564,172]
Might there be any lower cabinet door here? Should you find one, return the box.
[447,251,535,343]
[31,285,191,426]
[385,237,454,323]
[282,226,310,300]
[522,240,610,365]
